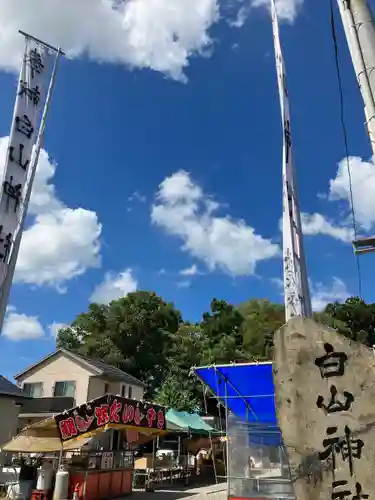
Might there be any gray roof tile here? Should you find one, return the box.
[70,351,146,387]
[0,375,29,398]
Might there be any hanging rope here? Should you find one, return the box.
[330,0,363,298]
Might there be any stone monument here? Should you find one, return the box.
[273,316,375,500]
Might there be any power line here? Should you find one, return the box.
[329,0,363,298]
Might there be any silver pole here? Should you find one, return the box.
[0,48,62,333]
[177,435,181,465]
[347,0,375,100]
[18,30,65,55]
[337,0,375,155]
[224,380,229,492]
[57,445,63,469]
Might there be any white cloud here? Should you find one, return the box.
[252,0,303,23]
[26,149,63,216]
[311,277,350,312]
[0,137,102,291]
[3,308,44,341]
[228,2,252,28]
[48,322,68,338]
[180,264,200,276]
[301,212,353,243]
[227,0,302,28]
[271,275,351,312]
[0,0,220,82]
[128,191,146,203]
[151,170,280,276]
[328,156,375,232]
[301,156,375,244]
[90,268,138,304]
[177,279,192,288]
[270,276,283,290]
[16,209,101,290]
[0,0,306,81]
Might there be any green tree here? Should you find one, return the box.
[56,291,182,397]
[154,373,200,412]
[323,296,375,345]
[56,288,375,411]
[239,299,285,360]
[57,303,108,351]
[154,323,203,411]
[200,299,246,364]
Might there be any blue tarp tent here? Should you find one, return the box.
[194,362,282,446]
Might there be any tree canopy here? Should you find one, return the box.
[56,291,375,411]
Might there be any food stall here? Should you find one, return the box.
[133,408,219,489]
[194,363,294,500]
[2,394,167,500]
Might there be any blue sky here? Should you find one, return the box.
[0,0,374,380]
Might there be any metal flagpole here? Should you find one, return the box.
[224,379,230,496]
[336,0,375,255]
[271,0,312,320]
[0,35,63,334]
[336,0,375,156]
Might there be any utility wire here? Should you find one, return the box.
[330,0,363,298]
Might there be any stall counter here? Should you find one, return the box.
[68,468,133,500]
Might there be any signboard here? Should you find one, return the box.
[101,452,114,470]
[0,38,51,287]
[273,317,375,500]
[55,394,166,442]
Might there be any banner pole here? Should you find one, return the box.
[0,46,62,334]
[18,31,65,55]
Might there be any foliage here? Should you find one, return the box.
[57,291,181,397]
[56,289,375,412]
[154,323,203,411]
[323,296,375,345]
[239,299,285,361]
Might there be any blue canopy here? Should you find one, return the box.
[194,363,281,446]
[194,362,276,424]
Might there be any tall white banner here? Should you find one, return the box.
[271,0,312,320]
[0,38,52,288]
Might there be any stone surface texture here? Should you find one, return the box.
[273,316,375,500]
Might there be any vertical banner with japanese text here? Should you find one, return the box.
[270,0,312,320]
[0,38,52,289]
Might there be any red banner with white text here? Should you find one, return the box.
[54,394,166,442]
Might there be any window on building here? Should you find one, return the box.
[104,383,109,394]
[53,381,76,398]
[121,384,126,397]
[23,382,43,398]
[128,386,133,399]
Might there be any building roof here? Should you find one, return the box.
[0,375,29,399]
[19,396,74,417]
[71,351,147,387]
[14,349,147,388]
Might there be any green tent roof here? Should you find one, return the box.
[166,409,215,434]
